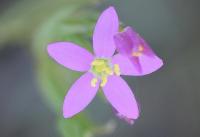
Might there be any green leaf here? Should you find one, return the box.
[57,116,116,137]
[57,116,93,137]
[0,0,101,47]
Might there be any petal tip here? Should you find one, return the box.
[160,58,164,66]
[124,26,132,31]
[47,43,57,57]
[104,6,118,18]
[47,42,62,55]
[63,112,73,119]
[115,111,138,125]
[63,107,74,118]
[154,56,164,70]
[47,43,53,53]
[133,112,140,119]
[128,109,140,120]
[107,6,116,12]
[62,100,74,119]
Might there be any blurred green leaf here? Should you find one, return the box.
[57,117,116,137]
[57,116,93,137]
[0,0,101,47]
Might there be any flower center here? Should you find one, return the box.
[90,58,120,87]
[132,44,144,57]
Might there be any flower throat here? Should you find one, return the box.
[90,58,120,87]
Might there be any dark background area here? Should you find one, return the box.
[0,0,200,137]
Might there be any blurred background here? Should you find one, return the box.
[0,0,200,137]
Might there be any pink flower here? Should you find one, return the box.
[47,7,139,123]
[114,27,163,75]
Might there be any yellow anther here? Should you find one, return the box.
[91,78,98,87]
[103,67,113,75]
[114,64,120,76]
[107,69,114,75]
[100,76,107,87]
[132,52,142,57]
[138,45,144,51]
[91,59,106,66]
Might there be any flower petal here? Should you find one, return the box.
[102,76,139,119]
[47,42,93,72]
[93,6,119,57]
[112,54,138,76]
[63,72,99,118]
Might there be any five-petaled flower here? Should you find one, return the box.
[47,6,163,124]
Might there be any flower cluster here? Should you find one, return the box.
[47,7,163,124]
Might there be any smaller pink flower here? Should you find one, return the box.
[114,27,163,75]
[47,7,139,123]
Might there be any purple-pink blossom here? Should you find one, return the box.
[47,6,163,124]
[114,27,163,75]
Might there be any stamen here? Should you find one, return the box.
[138,45,144,51]
[103,67,113,75]
[132,52,142,57]
[100,76,107,87]
[132,44,144,57]
[114,64,120,76]
[91,78,98,87]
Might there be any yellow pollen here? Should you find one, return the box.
[114,64,120,76]
[91,78,98,87]
[100,76,107,87]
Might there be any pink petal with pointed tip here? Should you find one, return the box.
[47,42,93,72]
[103,76,139,119]
[93,6,119,57]
[63,72,99,118]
